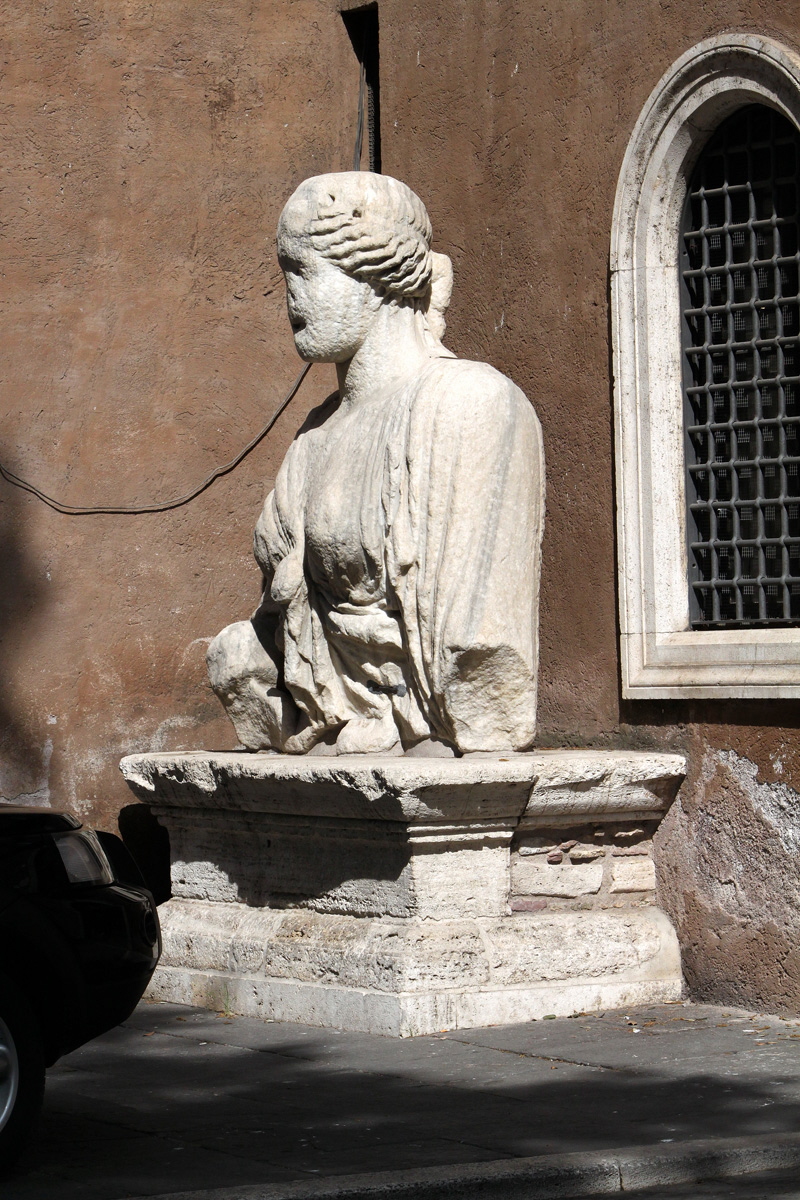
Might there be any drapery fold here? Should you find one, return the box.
[252,356,544,753]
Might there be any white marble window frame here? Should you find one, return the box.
[611,34,800,699]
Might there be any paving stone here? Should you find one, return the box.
[9,1124,301,1200]
[8,1000,800,1199]
[580,1170,800,1199]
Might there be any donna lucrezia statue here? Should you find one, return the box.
[207,172,544,757]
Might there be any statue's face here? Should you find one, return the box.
[277,232,379,364]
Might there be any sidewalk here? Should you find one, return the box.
[6,998,800,1199]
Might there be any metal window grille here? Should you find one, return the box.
[682,104,800,627]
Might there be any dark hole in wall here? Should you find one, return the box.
[118,803,171,905]
[342,3,381,171]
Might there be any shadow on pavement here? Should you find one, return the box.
[5,1001,800,1200]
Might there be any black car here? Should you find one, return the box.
[0,806,161,1167]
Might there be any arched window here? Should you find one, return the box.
[682,105,800,628]
[612,36,800,697]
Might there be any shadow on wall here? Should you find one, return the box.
[0,456,172,900]
[142,770,417,910]
[620,696,800,734]
[118,804,172,906]
[0,461,49,806]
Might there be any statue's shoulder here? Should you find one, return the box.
[293,390,341,440]
[420,356,539,429]
[274,391,340,491]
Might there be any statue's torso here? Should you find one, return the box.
[249,356,543,753]
[302,394,393,608]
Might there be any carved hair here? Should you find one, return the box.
[279,173,452,327]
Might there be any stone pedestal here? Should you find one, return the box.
[120,750,686,1036]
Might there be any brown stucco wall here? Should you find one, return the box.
[1,1,355,884]
[2,1,799,1007]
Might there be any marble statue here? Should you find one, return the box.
[207,172,544,756]
[122,174,683,1036]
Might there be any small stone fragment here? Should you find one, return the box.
[546,850,564,864]
[509,898,548,912]
[610,857,656,893]
[569,845,604,862]
[512,857,603,897]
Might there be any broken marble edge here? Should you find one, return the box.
[120,749,687,824]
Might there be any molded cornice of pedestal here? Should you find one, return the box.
[120,748,686,824]
[524,749,687,822]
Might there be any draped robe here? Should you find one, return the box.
[251,353,544,754]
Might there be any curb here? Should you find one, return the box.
[128,1131,800,1200]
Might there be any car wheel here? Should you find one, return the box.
[0,975,44,1171]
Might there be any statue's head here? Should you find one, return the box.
[276,172,452,362]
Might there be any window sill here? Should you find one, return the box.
[622,625,800,697]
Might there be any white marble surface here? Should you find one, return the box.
[207,171,544,753]
[121,748,686,821]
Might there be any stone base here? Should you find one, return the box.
[121,750,687,1036]
[146,901,681,1036]
[149,966,682,1039]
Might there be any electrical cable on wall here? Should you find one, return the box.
[0,363,311,516]
[0,38,370,517]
